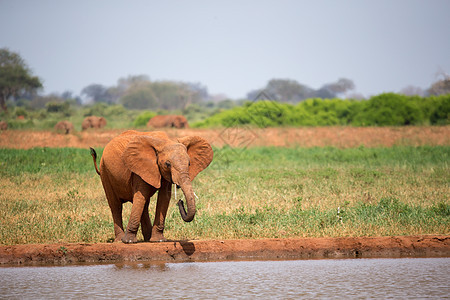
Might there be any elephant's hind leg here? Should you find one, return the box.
[140,199,152,242]
[122,175,154,244]
[101,177,125,242]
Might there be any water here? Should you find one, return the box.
[1,258,449,299]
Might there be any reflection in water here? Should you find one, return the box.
[1,258,449,298]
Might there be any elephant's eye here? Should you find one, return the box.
[165,161,171,168]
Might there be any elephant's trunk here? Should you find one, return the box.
[177,177,196,222]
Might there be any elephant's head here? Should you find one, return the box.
[122,134,213,222]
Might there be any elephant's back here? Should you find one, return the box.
[147,115,168,127]
[102,133,133,162]
[101,130,169,165]
[100,134,133,190]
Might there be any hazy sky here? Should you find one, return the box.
[1,0,449,99]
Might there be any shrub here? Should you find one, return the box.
[46,101,71,116]
[82,103,108,117]
[430,95,450,125]
[133,111,156,127]
[195,93,449,128]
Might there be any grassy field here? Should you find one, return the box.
[0,146,448,245]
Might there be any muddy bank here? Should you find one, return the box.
[0,126,449,149]
[1,235,448,266]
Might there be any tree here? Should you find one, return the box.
[120,83,158,110]
[316,78,355,98]
[119,79,206,110]
[0,48,42,112]
[266,79,315,102]
[427,73,450,96]
[247,78,355,103]
[81,84,113,104]
[400,85,424,96]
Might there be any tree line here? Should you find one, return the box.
[1,47,449,129]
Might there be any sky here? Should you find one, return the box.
[1,0,449,99]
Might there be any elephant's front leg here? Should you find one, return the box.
[122,176,152,244]
[150,180,171,242]
[140,200,152,242]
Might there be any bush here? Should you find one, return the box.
[7,119,34,129]
[14,107,28,118]
[46,101,71,116]
[430,95,450,125]
[351,93,425,126]
[82,103,108,117]
[133,111,156,127]
[195,93,450,128]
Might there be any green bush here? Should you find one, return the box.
[46,101,71,116]
[133,111,156,127]
[14,107,28,118]
[6,119,34,129]
[105,104,127,116]
[351,93,425,126]
[82,103,108,117]
[195,94,450,128]
[430,95,450,125]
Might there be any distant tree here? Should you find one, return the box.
[174,82,207,109]
[120,83,158,110]
[117,75,150,91]
[0,48,42,112]
[186,82,209,101]
[315,87,335,99]
[61,90,73,100]
[60,90,82,105]
[247,79,314,102]
[266,79,314,102]
[248,78,355,103]
[400,85,424,96]
[427,73,450,96]
[326,78,355,94]
[29,94,63,110]
[112,75,151,103]
[81,84,113,104]
[119,79,205,110]
[318,78,355,98]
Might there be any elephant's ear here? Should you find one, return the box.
[122,136,164,188]
[178,136,213,181]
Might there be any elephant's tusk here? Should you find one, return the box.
[194,192,199,200]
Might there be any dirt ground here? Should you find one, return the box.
[1,127,449,265]
[1,235,448,266]
[0,126,449,149]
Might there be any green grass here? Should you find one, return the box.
[0,146,448,245]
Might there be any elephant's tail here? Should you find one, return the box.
[90,147,101,176]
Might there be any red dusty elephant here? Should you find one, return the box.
[0,121,7,131]
[54,120,74,134]
[90,130,213,243]
[82,116,107,130]
[147,115,189,129]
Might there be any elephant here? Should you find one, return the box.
[0,121,7,131]
[54,120,74,134]
[82,116,107,130]
[147,115,189,129]
[90,130,213,243]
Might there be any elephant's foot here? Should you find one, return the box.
[121,232,138,244]
[114,232,125,243]
[142,226,152,242]
[150,225,167,242]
